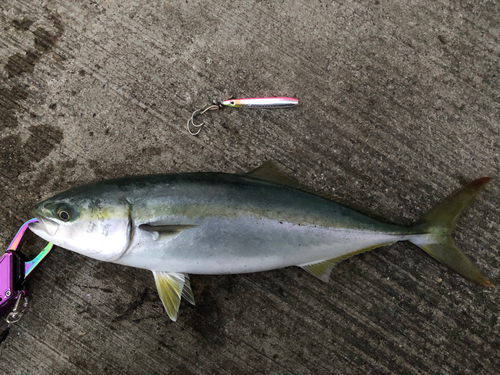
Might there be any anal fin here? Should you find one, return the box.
[301,259,341,282]
[153,271,195,321]
[300,242,396,282]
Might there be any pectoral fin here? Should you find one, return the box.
[153,271,195,321]
[140,224,197,240]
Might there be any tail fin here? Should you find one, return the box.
[409,177,493,287]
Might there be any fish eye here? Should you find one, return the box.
[58,210,70,221]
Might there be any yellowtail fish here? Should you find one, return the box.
[29,162,493,321]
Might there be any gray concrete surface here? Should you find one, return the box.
[0,0,499,374]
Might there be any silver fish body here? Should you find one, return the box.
[113,173,416,274]
[29,162,493,321]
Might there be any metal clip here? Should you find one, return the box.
[5,295,27,325]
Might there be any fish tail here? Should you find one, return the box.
[409,177,493,287]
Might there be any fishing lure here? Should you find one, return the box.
[0,219,53,340]
[187,97,299,135]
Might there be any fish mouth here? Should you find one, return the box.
[29,216,59,237]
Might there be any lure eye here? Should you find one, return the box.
[230,101,235,105]
[58,210,70,221]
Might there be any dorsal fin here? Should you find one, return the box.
[247,161,389,222]
[246,161,304,189]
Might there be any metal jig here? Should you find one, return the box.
[187,97,299,135]
[0,219,53,323]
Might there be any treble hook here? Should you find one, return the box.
[186,103,221,136]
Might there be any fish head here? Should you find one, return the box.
[29,192,132,262]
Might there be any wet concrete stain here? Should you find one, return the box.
[25,125,64,162]
[11,18,34,31]
[112,287,152,322]
[33,24,63,53]
[0,125,64,179]
[437,35,447,45]
[174,365,196,375]
[1,11,64,136]
[29,124,64,147]
[4,14,64,78]
[26,158,77,200]
[0,134,30,179]
[88,159,144,180]
[48,159,86,193]
[4,50,39,78]
[89,159,116,180]
[0,86,29,130]
[186,279,227,346]
[139,146,163,158]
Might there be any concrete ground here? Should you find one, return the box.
[0,1,499,374]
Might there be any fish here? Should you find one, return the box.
[29,162,493,321]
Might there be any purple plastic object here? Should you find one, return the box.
[0,219,53,317]
[0,252,24,315]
